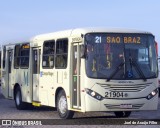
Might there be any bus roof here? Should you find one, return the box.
[31,27,153,41]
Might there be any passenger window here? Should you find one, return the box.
[14,45,20,68]
[20,43,30,68]
[42,40,55,68]
[14,43,30,69]
[55,39,68,68]
[2,46,6,69]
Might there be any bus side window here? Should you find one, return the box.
[14,45,20,68]
[55,39,68,69]
[0,51,1,68]
[20,44,30,68]
[2,46,6,69]
[42,40,55,68]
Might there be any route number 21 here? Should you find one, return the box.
[95,36,102,43]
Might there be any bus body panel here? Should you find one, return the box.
[1,45,15,99]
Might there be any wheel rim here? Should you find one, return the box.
[58,96,67,114]
[16,91,20,106]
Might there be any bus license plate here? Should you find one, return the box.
[105,91,125,98]
[120,104,132,108]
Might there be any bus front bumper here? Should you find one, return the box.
[84,94,158,112]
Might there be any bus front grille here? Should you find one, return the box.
[98,83,152,92]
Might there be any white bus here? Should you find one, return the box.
[1,28,159,119]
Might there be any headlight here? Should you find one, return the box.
[85,88,103,101]
[146,88,158,100]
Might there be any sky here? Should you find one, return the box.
[0,0,160,53]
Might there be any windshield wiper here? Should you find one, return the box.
[107,62,124,81]
[128,49,147,81]
[106,58,147,82]
[131,59,147,81]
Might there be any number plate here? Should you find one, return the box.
[120,104,132,108]
[105,91,125,98]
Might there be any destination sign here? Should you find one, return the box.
[106,36,141,44]
[22,44,30,49]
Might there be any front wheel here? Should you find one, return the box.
[14,87,26,110]
[57,90,74,119]
[114,111,131,118]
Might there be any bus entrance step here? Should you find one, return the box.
[32,101,41,107]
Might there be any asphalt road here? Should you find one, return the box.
[0,87,159,128]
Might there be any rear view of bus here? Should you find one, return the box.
[83,30,158,117]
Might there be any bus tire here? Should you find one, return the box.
[114,111,131,118]
[57,90,74,119]
[14,86,26,110]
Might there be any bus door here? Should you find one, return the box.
[7,50,13,98]
[32,48,41,103]
[71,43,81,109]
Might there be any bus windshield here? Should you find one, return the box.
[85,33,158,80]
